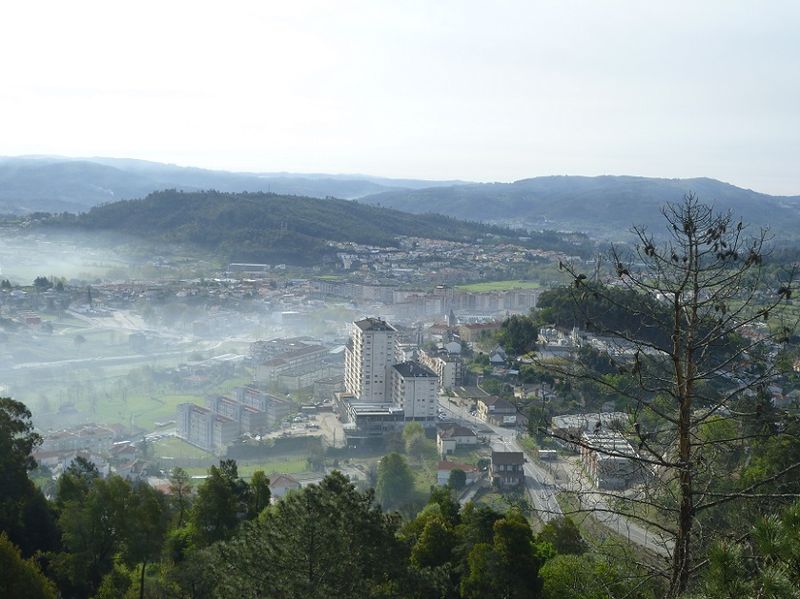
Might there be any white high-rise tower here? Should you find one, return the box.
[344,317,397,402]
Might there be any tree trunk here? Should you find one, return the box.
[669,399,693,597]
[139,559,147,599]
[669,280,695,598]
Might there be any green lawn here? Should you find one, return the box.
[184,456,310,480]
[413,460,438,497]
[517,435,538,455]
[237,458,309,478]
[456,279,540,292]
[120,393,200,430]
[208,374,255,396]
[451,447,491,465]
[153,436,212,460]
[473,489,515,513]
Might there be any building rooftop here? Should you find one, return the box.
[270,474,301,488]
[259,344,328,366]
[349,404,405,416]
[354,317,396,332]
[461,321,502,330]
[179,403,211,414]
[491,450,524,465]
[550,412,629,432]
[437,461,478,472]
[581,430,638,458]
[438,425,476,438]
[392,361,438,378]
[480,395,516,412]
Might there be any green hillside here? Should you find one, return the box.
[46,189,516,264]
[361,175,800,237]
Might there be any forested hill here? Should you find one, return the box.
[0,156,462,214]
[44,190,520,264]
[360,175,800,237]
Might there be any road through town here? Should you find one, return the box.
[438,396,563,522]
[439,394,672,557]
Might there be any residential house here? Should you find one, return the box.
[490,451,525,488]
[489,345,507,365]
[437,425,478,457]
[477,396,517,426]
[458,321,502,343]
[270,474,302,501]
[436,461,479,486]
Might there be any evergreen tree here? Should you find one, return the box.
[376,452,415,511]
[0,398,59,556]
[214,472,406,599]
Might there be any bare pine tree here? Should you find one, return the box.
[541,195,800,596]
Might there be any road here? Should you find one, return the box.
[557,456,673,557]
[438,395,563,522]
[438,394,672,556]
[8,349,192,371]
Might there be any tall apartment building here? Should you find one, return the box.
[205,395,268,434]
[418,349,464,391]
[253,341,330,390]
[344,317,397,402]
[233,386,294,428]
[390,361,438,424]
[176,403,238,453]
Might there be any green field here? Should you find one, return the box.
[456,280,540,292]
[153,436,211,460]
[184,456,310,480]
[88,390,198,431]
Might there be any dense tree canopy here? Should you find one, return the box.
[47,190,522,265]
[214,471,405,599]
[376,452,415,511]
[549,196,800,596]
[498,315,539,355]
[0,398,58,557]
[0,533,57,599]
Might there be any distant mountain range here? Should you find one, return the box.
[359,176,800,238]
[1,156,798,237]
[0,156,462,214]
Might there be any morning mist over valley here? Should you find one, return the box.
[2,3,800,599]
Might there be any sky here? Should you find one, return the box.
[1,1,798,194]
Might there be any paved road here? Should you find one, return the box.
[557,457,673,557]
[438,396,563,522]
[587,496,672,557]
[438,394,673,556]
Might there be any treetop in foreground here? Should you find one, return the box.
[552,195,800,597]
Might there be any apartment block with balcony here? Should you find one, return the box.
[390,360,438,424]
[344,317,397,402]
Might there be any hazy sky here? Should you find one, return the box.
[1,1,798,193]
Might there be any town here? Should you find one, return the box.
[5,224,795,564]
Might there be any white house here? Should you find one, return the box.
[437,425,479,457]
[269,474,301,501]
[436,461,479,486]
